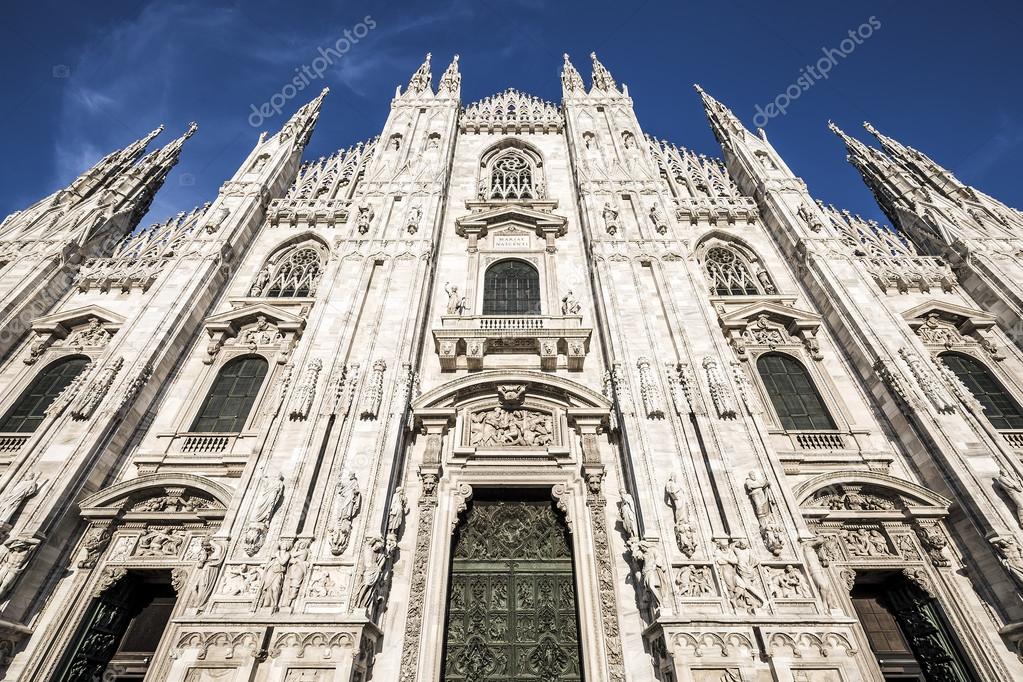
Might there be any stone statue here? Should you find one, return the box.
[245,472,285,556]
[257,540,292,611]
[714,539,764,614]
[994,468,1023,528]
[602,202,620,235]
[561,290,581,315]
[329,472,362,555]
[631,540,668,610]
[444,283,467,316]
[355,535,387,609]
[249,265,271,297]
[0,470,46,527]
[0,539,37,600]
[991,536,1023,589]
[649,204,667,234]
[355,206,374,234]
[801,537,842,612]
[618,489,639,541]
[283,539,310,608]
[386,487,409,547]
[192,537,225,612]
[744,470,772,520]
[665,473,697,557]
[253,472,285,525]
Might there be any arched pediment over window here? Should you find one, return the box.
[794,471,950,518]
[79,473,232,521]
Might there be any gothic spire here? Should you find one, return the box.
[561,54,584,94]
[589,52,617,92]
[102,122,198,223]
[828,121,914,229]
[407,53,433,95]
[63,125,166,203]
[275,87,329,147]
[438,54,461,95]
[693,84,747,146]
[862,121,969,198]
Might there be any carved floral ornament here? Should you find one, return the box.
[202,304,305,365]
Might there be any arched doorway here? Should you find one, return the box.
[442,489,583,681]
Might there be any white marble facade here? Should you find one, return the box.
[0,52,1020,681]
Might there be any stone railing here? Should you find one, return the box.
[790,431,847,451]
[1001,430,1023,450]
[0,433,29,456]
[434,315,590,371]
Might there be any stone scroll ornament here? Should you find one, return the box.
[744,470,785,555]
[328,472,361,556]
[243,472,285,556]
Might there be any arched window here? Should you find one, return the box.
[757,353,836,430]
[705,246,764,296]
[941,353,1023,430]
[191,356,269,433]
[483,260,541,315]
[489,152,535,200]
[251,241,326,298]
[0,355,90,432]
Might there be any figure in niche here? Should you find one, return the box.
[385,487,408,549]
[602,202,620,235]
[329,472,361,556]
[250,155,268,173]
[582,132,603,172]
[256,540,292,611]
[714,539,764,614]
[744,471,773,520]
[619,488,639,541]
[0,471,46,527]
[355,535,387,609]
[649,204,668,235]
[561,289,581,315]
[995,468,1023,529]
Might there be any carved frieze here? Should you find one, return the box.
[466,406,555,448]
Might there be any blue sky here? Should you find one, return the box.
[2,1,1021,227]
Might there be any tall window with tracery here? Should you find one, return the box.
[941,352,1023,430]
[483,260,541,315]
[0,355,90,432]
[704,246,763,296]
[757,353,836,430]
[489,152,535,200]
[251,242,326,298]
[191,356,269,433]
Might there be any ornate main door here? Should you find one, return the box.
[442,496,583,681]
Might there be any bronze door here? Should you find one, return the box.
[443,497,583,682]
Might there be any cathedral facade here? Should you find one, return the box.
[0,51,1022,681]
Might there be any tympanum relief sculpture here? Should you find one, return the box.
[467,406,554,448]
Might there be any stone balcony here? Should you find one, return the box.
[433,314,591,371]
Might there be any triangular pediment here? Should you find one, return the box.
[717,300,821,331]
[456,203,568,240]
[902,299,996,330]
[32,305,125,334]
[204,303,305,334]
